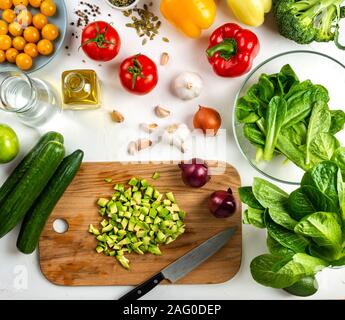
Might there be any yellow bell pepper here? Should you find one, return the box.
[227,0,272,27]
[160,0,216,38]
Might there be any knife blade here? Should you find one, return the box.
[118,227,236,300]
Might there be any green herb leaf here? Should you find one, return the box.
[305,102,331,165]
[239,186,264,210]
[252,177,289,211]
[267,219,309,253]
[294,211,342,254]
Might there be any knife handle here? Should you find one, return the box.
[119,272,165,300]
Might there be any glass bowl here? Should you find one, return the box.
[104,0,141,11]
[0,0,67,73]
[233,50,345,185]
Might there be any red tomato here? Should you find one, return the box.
[81,21,121,62]
[119,54,158,95]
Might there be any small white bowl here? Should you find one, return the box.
[104,0,140,11]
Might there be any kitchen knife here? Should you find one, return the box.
[118,227,236,300]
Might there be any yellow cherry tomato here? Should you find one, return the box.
[13,0,29,6]
[8,21,23,36]
[0,34,12,50]
[29,0,42,7]
[16,52,32,70]
[37,38,53,55]
[17,9,32,27]
[24,42,38,57]
[41,23,59,41]
[32,13,47,29]
[6,47,19,63]
[24,26,40,43]
[0,50,5,63]
[40,1,56,17]
[12,36,26,50]
[0,21,8,35]
[0,0,13,10]
[2,9,16,24]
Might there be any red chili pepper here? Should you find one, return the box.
[206,23,260,77]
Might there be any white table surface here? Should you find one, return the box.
[1,0,345,300]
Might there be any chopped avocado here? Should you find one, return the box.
[132,242,144,254]
[163,199,171,206]
[136,230,146,238]
[156,230,166,243]
[166,192,176,203]
[148,245,162,255]
[100,219,108,228]
[141,179,148,189]
[102,224,113,233]
[88,224,100,235]
[142,236,151,246]
[152,172,160,180]
[116,255,130,269]
[166,237,174,245]
[124,211,132,219]
[133,191,142,204]
[144,186,154,198]
[124,187,132,199]
[97,198,109,207]
[99,207,106,216]
[108,202,118,214]
[172,213,180,221]
[149,208,157,218]
[96,246,104,253]
[128,177,139,186]
[145,216,153,224]
[90,176,187,270]
[121,218,128,230]
[104,178,113,183]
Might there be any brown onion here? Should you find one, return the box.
[193,105,222,136]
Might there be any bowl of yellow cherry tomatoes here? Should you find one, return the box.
[0,0,67,72]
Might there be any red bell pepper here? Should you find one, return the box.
[206,23,260,77]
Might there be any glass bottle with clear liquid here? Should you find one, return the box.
[0,69,61,127]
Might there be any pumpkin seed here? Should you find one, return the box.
[108,0,135,7]
[122,2,166,45]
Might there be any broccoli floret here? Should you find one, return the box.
[273,0,343,46]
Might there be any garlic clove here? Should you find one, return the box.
[127,141,137,155]
[137,139,153,150]
[160,52,169,65]
[163,123,191,153]
[127,139,153,155]
[111,110,125,123]
[141,123,158,133]
[155,106,171,118]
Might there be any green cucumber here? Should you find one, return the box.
[0,132,64,206]
[0,141,65,239]
[17,150,84,254]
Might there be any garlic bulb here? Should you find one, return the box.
[172,72,203,100]
[162,123,191,153]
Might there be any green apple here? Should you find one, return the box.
[0,124,20,164]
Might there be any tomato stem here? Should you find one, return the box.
[81,22,115,50]
[127,54,146,89]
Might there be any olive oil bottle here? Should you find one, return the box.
[62,70,100,110]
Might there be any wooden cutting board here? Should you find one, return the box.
[39,161,242,286]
